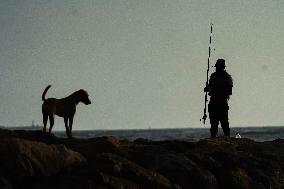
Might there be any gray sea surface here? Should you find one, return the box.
[54,126,284,142]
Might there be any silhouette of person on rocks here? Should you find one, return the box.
[204,59,233,138]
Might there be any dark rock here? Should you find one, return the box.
[21,176,107,189]
[0,129,283,189]
[0,178,13,189]
[94,153,181,189]
[126,143,217,189]
[0,137,86,186]
[64,136,123,162]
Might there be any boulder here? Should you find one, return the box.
[0,138,86,184]
[0,129,284,189]
[94,153,181,189]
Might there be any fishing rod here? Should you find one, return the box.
[201,23,213,124]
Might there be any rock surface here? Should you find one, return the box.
[0,128,283,189]
[0,136,87,188]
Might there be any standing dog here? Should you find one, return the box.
[42,85,91,138]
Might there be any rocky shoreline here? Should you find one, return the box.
[0,128,283,189]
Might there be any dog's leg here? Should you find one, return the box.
[68,116,74,138]
[48,114,55,133]
[43,113,48,132]
[64,117,70,137]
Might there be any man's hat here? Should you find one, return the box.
[215,59,226,68]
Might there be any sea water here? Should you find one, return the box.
[54,126,284,142]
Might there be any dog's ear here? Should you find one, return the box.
[79,89,88,96]
[78,89,85,93]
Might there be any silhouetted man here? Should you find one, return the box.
[205,59,233,138]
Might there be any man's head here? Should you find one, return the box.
[215,59,226,72]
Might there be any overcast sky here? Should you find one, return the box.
[0,0,284,130]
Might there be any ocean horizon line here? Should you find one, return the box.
[1,125,284,132]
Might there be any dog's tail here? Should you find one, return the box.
[42,85,51,101]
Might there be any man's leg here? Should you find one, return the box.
[210,123,218,138]
[220,109,230,137]
[210,116,219,138]
[209,104,219,138]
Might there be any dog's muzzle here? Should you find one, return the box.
[86,99,91,105]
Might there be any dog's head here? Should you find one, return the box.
[75,89,91,105]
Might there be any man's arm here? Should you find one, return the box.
[204,74,213,96]
[228,75,233,95]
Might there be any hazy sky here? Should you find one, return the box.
[0,0,284,130]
